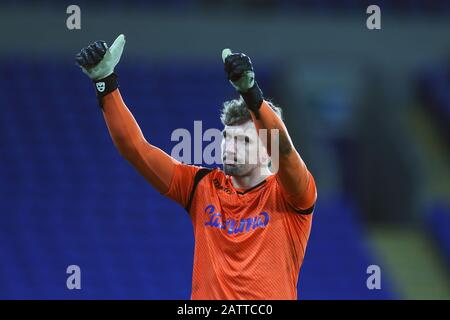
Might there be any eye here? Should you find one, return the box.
[244,136,250,144]
[223,131,230,141]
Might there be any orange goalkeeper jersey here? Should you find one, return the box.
[164,164,317,300]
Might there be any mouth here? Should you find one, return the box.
[223,156,237,165]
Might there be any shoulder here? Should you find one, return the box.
[192,167,225,189]
[273,173,317,215]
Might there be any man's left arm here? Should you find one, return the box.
[253,101,316,212]
[222,49,317,212]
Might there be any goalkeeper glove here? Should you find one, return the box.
[75,34,126,105]
[222,48,264,114]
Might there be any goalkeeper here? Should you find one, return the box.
[75,35,317,300]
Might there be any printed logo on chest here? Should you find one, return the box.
[203,204,270,235]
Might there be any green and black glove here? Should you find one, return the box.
[75,34,126,106]
[222,48,264,114]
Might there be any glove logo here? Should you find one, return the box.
[96,82,106,92]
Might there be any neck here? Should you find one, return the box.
[231,166,272,190]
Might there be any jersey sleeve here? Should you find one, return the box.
[277,170,317,215]
[163,163,203,209]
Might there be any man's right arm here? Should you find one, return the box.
[101,89,204,206]
[101,89,178,194]
[75,34,201,199]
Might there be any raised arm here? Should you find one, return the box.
[75,34,178,194]
[222,49,316,211]
[250,101,310,197]
[102,89,178,194]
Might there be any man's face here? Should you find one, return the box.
[221,121,268,177]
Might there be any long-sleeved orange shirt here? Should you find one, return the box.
[101,89,317,299]
[165,163,316,300]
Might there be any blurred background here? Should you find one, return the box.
[0,0,449,299]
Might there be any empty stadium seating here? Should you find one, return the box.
[0,59,396,299]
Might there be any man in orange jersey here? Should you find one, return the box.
[75,34,317,300]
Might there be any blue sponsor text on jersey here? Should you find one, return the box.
[204,204,270,235]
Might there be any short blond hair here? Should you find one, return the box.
[220,97,282,126]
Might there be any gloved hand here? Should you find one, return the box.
[75,34,126,104]
[222,48,263,113]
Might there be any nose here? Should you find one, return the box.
[222,134,239,163]
[223,140,236,154]
[223,155,238,165]
[223,148,237,164]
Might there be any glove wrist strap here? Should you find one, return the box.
[240,82,264,117]
[93,73,119,108]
